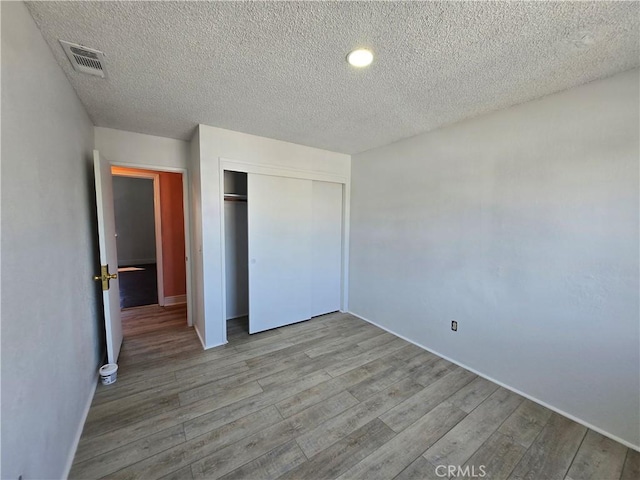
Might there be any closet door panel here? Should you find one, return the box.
[311,181,343,316]
[248,174,312,333]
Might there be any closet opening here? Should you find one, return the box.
[222,165,344,340]
[223,171,249,338]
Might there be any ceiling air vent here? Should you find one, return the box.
[59,40,107,78]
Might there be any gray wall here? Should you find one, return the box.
[113,176,157,266]
[224,172,249,319]
[349,69,640,448]
[1,2,102,478]
[224,202,249,319]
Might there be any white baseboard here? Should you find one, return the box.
[193,324,227,350]
[194,324,207,349]
[164,294,186,306]
[226,313,248,321]
[348,310,640,452]
[63,376,98,477]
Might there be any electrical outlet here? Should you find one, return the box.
[451,320,458,332]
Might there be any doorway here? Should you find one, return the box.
[112,166,189,324]
[112,175,159,308]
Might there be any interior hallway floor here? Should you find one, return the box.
[70,305,639,479]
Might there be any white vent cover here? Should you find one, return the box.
[59,40,107,78]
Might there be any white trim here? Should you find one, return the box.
[152,174,164,307]
[182,171,193,328]
[194,324,227,350]
[111,163,186,174]
[219,165,228,344]
[110,162,193,328]
[220,158,348,184]
[348,310,640,452]
[164,294,187,306]
[341,182,350,312]
[63,377,98,478]
[111,168,164,306]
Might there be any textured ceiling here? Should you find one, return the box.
[26,1,639,154]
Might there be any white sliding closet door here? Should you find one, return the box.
[311,181,343,316]
[248,173,312,333]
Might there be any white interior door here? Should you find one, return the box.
[311,181,343,316]
[94,150,123,363]
[248,173,312,333]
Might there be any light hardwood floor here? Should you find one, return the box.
[71,305,639,480]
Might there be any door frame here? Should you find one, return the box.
[111,162,194,327]
[219,157,349,343]
[111,168,165,306]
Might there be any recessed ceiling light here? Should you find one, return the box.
[347,49,373,68]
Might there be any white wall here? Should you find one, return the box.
[193,125,351,347]
[94,126,190,170]
[1,2,101,478]
[349,69,640,448]
[113,176,156,265]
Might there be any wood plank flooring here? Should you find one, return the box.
[71,305,636,479]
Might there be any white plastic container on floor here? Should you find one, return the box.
[99,363,118,385]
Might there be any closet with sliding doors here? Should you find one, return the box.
[224,170,343,335]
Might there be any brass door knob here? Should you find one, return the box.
[94,266,117,290]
